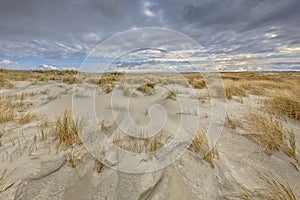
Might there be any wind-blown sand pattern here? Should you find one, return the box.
[0,70,299,199]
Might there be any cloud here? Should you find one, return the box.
[39,64,58,70]
[0,0,299,71]
[0,59,18,65]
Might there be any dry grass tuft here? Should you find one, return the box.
[55,111,84,154]
[264,90,300,121]
[68,145,77,168]
[96,160,103,173]
[103,84,114,94]
[39,116,51,141]
[224,80,247,100]
[228,170,296,200]
[0,126,4,147]
[0,74,14,89]
[191,129,219,168]
[225,114,237,129]
[190,80,206,89]
[18,112,35,124]
[245,111,296,158]
[97,72,123,86]
[164,90,177,100]
[62,75,76,84]
[0,96,15,122]
[136,83,156,95]
[112,131,164,153]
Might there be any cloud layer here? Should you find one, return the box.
[0,0,299,71]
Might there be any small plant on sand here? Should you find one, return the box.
[225,114,237,129]
[96,160,103,173]
[147,132,164,153]
[103,84,114,94]
[245,111,296,158]
[55,111,84,154]
[112,130,164,153]
[0,74,14,89]
[136,83,156,95]
[224,80,246,100]
[28,134,37,156]
[18,112,35,124]
[0,126,4,147]
[264,90,300,121]
[189,79,206,89]
[191,129,219,168]
[164,90,177,100]
[0,96,15,122]
[38,116,51,141]
[228,169,296,199]
[62,75,76,84]
[68,144,77,168]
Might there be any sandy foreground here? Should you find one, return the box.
[0,71,300,199]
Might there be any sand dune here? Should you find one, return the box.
[0,71,299,199]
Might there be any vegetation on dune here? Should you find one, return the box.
[136,82,156,95]
[264,90,300,121]
[228,169,296,200]
[191,129,219,168]
[112,130,164,153]
[55,111,84,154]
[0,95,15,122]
[244,110,296,158]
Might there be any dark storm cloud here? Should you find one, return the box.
[0,0,299,70]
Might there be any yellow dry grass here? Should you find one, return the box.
[191,129,219,168]
[18,112,35,124]
[245,111,296,158]
[96,160,103,173]
[227,169,296,200]
[225,114,237,129]
[224,80,247,100]
[112,130,164,153]
[0,96,15,122]
[264,89,300,121]
[136,83,156,95]
[55,111,84,154]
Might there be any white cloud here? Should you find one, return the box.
[143,2,155,17]
[39,64,58,70]
[0,59,18,65]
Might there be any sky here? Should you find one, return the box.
[0,0,300,71]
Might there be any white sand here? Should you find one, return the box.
[0,80,299,200]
